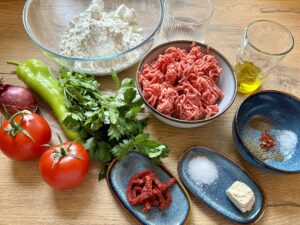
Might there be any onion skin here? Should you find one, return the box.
[0,83,38,115]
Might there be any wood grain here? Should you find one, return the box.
[1,0,300,225]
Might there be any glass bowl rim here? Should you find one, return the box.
[22,0,164,61]
[164,0,214,25]
[245,19,295,56]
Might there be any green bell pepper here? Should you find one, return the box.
[8,59,81,142]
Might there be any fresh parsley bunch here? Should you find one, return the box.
[59,69,169,179]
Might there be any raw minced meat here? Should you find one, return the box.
[139,43,223,120]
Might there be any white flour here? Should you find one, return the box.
[59,0,143,74]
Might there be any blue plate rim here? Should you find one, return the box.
[106,152,192,225]
[178,145,266,224]
[234,90,300,174]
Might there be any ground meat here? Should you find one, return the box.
[139,43,223,120]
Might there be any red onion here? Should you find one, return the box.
[0,79,37,115]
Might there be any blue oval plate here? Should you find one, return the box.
[178,146,265,224]
[106,152,191,225]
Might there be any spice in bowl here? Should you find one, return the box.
[259,131,276,151]
[243,115,298,162]
[246,115,272,131]
[244,130,283,162]
[276,130,298,160]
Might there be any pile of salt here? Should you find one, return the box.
[276,129,298,160]
[187,156,218,185]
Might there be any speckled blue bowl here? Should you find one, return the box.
[178,146,265,224]
[106,152,191,225]
[233,90,300,174]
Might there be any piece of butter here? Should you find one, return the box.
[226,181,255,213]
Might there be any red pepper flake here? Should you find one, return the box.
[126,169,175,213]
[259,131,276,151]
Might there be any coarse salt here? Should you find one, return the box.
[187,156,218,185]
[276,129,298,160]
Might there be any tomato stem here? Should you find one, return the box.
[52,134,82,168]
[3,110,34,141]
[7,61,21,66]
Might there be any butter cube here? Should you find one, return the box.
[226,181,255,213]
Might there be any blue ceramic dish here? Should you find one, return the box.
[136,40,237,128]
[234,90,300,174]
[178,146,265,224]
[106,152,191,225]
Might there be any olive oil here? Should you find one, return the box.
[234,61,262,93]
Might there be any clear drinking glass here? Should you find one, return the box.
[234,20,294,93]
[158,0,213,43]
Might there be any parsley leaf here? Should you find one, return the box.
[109,107,119,124]
[58,68,169,180]
[84,137,112,163]
[134,133,169,159]
[111,139,135,160]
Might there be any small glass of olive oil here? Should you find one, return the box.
[234,20,294,94]
[235,61,262,93]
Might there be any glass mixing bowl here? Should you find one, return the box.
[23,0,164,75]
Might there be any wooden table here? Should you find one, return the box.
[1,0,300,224]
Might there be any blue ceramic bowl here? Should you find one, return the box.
[136,40,237,128]
[233,90,300,174]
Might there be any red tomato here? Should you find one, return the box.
[39,142,90,190]
[0,112,51,160]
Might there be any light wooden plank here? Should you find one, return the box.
[0,0,299,224]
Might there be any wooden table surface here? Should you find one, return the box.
[1,0,300,224]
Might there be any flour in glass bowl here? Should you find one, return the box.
[59,0,143,74]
